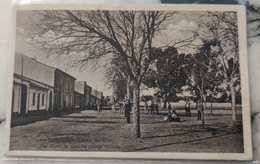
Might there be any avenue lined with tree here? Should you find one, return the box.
[28,10,241,138]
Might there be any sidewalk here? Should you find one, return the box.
[11,109,81,127]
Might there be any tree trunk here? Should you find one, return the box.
[163,96,167,109]
[201,92,205,125]
[126,81,130,100]
[230,84,237,120]
[125,75,132,100]
[112,80,115,105]
[132,82,141,138]
[203,95,207,110]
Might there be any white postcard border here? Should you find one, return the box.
[4,4,252,161]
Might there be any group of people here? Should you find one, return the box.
[164,99,203,122]
[109,98,203,124]
[185,99,203,120]
[116,99,132,123]
[145,101,160,115]
[165,109,181,122]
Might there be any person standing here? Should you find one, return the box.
[155,101,159,115]
[197,100,202,120]
[119,102,124,114]
[125,100,131,123]
[111,104,116,113]
[150,101,154,115]
[167,110,173,121]
[168,102,171,111]
[97,103,101,113]
[185,99,191,117]
[145,102,148,114]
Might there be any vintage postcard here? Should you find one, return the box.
[4,4,252,160]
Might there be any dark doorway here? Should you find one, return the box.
[37,93,40,110]
[49,91,52,111]
[20,85,27,114]
[54,93,61,111]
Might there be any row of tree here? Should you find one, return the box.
[30,10,240,138]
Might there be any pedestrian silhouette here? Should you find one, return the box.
[185,99,191,117]
[125,100,131,123]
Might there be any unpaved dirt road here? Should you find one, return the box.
[10,109,243,153]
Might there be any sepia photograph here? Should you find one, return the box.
[5,4,252,160]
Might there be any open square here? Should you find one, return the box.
[10,107,243,153]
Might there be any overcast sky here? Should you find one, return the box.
[15,10,202,96]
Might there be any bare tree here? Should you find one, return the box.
[183,40,219,125]
[104,57,131,101]
[30,10,175,138]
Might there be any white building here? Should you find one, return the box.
[12,53,55,114]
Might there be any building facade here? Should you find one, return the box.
[86,85,92,107]
[74,81,86,109]
[74,81,93,109]
[12,53,55,114]
[12,53,103,114]
[90,88,103,107]
[54,69,76,111]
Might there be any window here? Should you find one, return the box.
[42,94,45,106]
[37,93,40,110]
[33,93,35,106]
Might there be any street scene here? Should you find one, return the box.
[9,8,245,154]
[10,107,243,152]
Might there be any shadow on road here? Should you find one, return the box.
[60,115,96,119]
[142,129,210,139]
[131,131,241,152]
[61,120,122,124]
[142,124,242,139]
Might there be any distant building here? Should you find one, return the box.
[12,53,55,114]
[75,81,94,109]
[90,88,103,106]
[86,85,92,107]
[74,81,85,109]
[54,69,76,111]
[104,95,115,106]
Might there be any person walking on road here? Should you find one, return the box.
[145,102,148,114]
[155,101,159,115]
[185,99,191,117]
[125,99,131,123]
[197,100,202,120]
[97,103,101,113]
